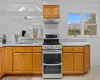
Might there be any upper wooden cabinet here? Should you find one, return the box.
[4,47,12,73]
[43,5,60,18]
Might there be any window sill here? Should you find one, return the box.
[67,35,100,38]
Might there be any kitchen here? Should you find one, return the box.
[0,0,99,80]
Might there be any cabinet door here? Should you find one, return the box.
[43,6,51,18]
[33,53,42,74]
[23,53,32,73]
[63,53,73,74]
[84,46,90,72]
[74,53,83,73]
[0,48,3,77]
[51,6,59,18]
[4,47,12,73]
[13,53,22,73]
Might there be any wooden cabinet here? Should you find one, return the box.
[63,46,90,74]
[13,53,33,73]
[43,6,51,18]
[4,47,12,73]
[33,47,42,53]
[1,46,89,76]
[0,48,4,77]
[12,46,42,74]
[13,53,23,73]
[43,5,60,18]
[13,47,32,53]
[74,53,83,73]
[63,47,73,53]
[33,53,42,74]
[23,53,32,73]
[74,47,83,52]
[63,53,73,74]
[51,6,59,18]
[84,46,90,72]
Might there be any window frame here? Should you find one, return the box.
[67,12,99,37]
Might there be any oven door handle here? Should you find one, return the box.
[43,51,62,54]
[43,63,62,66]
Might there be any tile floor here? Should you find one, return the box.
[2,67,100,80]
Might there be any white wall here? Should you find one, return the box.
[0,17,28,37]
[0,0,100,67]
[43,0,100,67]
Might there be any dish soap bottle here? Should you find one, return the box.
[2,34,6,44]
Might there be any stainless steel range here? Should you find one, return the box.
[42,34,62,79]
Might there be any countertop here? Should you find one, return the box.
[0,43,43,47]
[61,42,90,46]
[0,42,90,47]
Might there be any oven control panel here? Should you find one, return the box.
[42,45,62,49]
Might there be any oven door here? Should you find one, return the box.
[43,50,62,64]
[43,63,61,74]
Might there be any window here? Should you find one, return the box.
[84,13,97,35]
[68,13,81,36]
[68,13,97,36]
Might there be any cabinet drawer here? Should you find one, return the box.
[74,47,83,52]
[22,47,32,52]
[63,47,73,53]
[33,47,42,52]
[13,47,32,52]
[13,47,23,52]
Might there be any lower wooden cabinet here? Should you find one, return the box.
[23,53,32,73]
[13,53,33,73]
[84,46,90,72]
[63,53,73,74]
[63,52,84,74]
[63,46,90,74]
[13,53,23,73]
[0,46,89,77]
[13,52,42,74]
[33,53,42,74]
[0,48,4,77]
[4,47,12,73]
[74,53,83,73]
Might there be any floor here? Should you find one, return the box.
[2,67,100,80]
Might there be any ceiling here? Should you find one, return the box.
[0,4,42,11]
